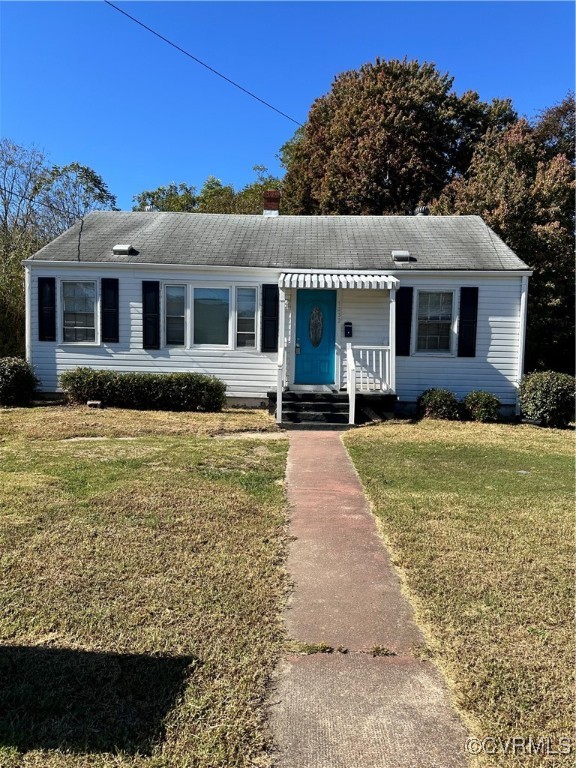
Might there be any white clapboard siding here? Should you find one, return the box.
[395,275,523,404]
[28,264,526,405]
[28,265,279,398]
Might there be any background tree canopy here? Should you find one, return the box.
[432,106,575,373]
[279,58,517,215]
[132,167,281,214]
[0,139,117,356]
[279,62,574,373]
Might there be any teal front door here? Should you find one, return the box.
[294,290,336,384]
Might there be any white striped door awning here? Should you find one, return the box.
[278,273,399,290]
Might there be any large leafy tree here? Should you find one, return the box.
[0,139,117,356]
[132,182,197,212]
[532,93,575,163]
[432,117,575,373]
[133,167,282,214]
[37,162,117,239]
[196,176,236,213]
[280,58,516,215]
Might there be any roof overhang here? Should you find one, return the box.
[279,272,399,290]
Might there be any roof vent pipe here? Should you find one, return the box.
[263,189,281,217]
[414,204,429,216]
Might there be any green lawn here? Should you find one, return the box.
[0,406,288,768]
[345,420,575,767]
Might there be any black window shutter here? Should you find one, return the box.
[395,287,413,356]
[38,277,56,341]
[458,287,479,357]
[101,278,119,343]
[142,281,160,350]
[261,284,279,352]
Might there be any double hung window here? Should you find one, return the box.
[165,285,186,346]
[236,287,256,348]
[416,291,453,352]
[62,281,96,342]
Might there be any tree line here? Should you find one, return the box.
[1,58,573,372]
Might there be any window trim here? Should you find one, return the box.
[412,288,457,356]
[60,279,99,346]
[234,285,258,350]
[163,283,187,348]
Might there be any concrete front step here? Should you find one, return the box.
[269,390,398,426]
[285,401,349,413]
[282,411,350,424]
[268,391,349,403]
[281,422,352,431]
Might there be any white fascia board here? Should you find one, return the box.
[23,260,533,278]
[388,269,533,278]
[23,260,284,276]
[279,268,397,275]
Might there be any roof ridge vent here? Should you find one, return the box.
[112,243,134,256]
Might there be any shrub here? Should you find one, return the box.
[463,391,500,422]
[519,371,575,428]
[59,368,226,412]
[0,357,37,406]
[417,388,460,420]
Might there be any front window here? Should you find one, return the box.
[62,281,96,342]
[416,291,453,352]
[165,285,186,346]
[236,287,256,348]
[194,288,229,345]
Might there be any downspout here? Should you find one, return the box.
[389,285,397,394]
[24,264,32,367]
[515,275,529,415]
[276,286,286,423]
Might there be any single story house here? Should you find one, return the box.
[25,196,531,424]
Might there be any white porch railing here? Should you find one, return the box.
[348,344,393,392]
[346,344,357,425]
[346,343,394,425]
[276,339,287,424]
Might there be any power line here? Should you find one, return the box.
[103,1,304,128]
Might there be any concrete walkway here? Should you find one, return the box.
[269,430,469,768]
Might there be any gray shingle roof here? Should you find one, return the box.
[29,212,529,271]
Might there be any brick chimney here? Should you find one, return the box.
[263,189,281,217]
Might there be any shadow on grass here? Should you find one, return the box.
[0,645,197,755]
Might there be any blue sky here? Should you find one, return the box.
[1,1,574,210]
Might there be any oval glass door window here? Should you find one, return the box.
[309,306,323,347]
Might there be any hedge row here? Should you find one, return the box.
[417,388,501,423]
[418,371,575,428]
[59,368,226,412]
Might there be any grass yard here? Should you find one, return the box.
[0,406,288,768]
[345,420,575,767]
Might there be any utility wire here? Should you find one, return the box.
[103,1,304,127]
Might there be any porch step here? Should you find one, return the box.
[280,422,352,431]
[268,390,399,428]
[282,410,350,424]
[284,401,349,414]
[278,392,349,403]
[268,390,351,426]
